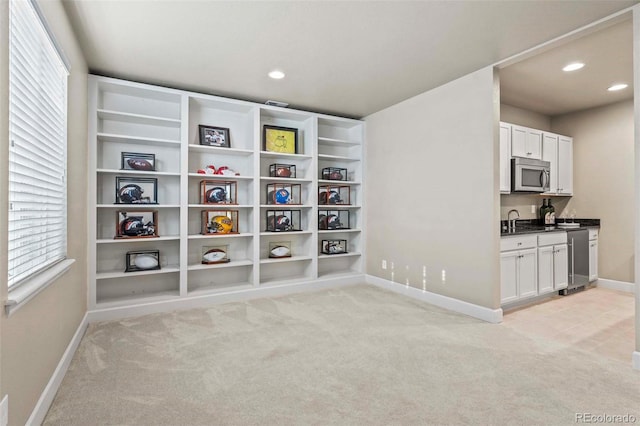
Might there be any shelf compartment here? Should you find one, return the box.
[188,259,253,271]
[189,173,253,180]
[98,109,182,128]
[96,266,180,280]
[318,229,362,234]
[188,265,254,293]
[260,255,312,264]
[188,144,254,156]
[317,154,360,162]
[97,173,180,205]
[189,96,255,151]
[96,272,179,305]
[97,169,180,177]
[188,233,253,240]
[97,204,180,209]
[318,255,362,278]
[260,260,312,286]
[260,151,313,160]
[259,231,312,236]
[97,235,180,244]
[260,177,312,183]
[318,179,361,185]
[317,136,360,147]
[97,80,181,120]
[97,133,180,146]
[98,110,181,141]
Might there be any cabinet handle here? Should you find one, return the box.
[517,242,522,246]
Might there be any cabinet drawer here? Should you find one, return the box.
[588,228,599,241]
[500,234,537,251]
[538,231,567,247]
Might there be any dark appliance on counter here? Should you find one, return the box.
[511,157,550,193]
[560,228,589,295]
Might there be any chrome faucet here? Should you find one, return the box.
[507,209,520,231]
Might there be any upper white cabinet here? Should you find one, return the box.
[499,122,511,193]
[88,75,365,313]
[542,132,573,196]
[511,124,542,160]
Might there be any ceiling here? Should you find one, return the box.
[61,1,638,119]
[500,18,634,117]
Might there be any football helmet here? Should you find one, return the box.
[206,187,228,203]
[118,184,144,204]
[319,190,341,205]
[209,215,234,234]
[269,214,291,231]
[318,214,341,230]
[120,216,145,236]
[269,188,290,204]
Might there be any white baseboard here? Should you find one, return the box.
[26,313,89,426]
[633,351,640,371]
[87,274,365,323]
[595,278,636,294]
[365,274,503,323]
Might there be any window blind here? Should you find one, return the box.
[8,0,69,288]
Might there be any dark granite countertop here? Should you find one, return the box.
[500,219,600,236]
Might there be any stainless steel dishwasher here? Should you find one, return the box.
[560,228,589,295]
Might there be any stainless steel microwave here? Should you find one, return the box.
[511,157,550,192]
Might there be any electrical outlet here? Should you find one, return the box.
[441,269,446,282]
[531,204,536,214]
[381,260,387,270]
[1,395,8,426]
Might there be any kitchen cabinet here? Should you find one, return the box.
[499,122,511,193]
[537,227,569,294]
[542,132,573,195]
[511,124,542,160]
[500,235,538,304]
[589,228,598,282]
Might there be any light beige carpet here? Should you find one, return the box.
[44,284,640,425]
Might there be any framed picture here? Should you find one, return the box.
[121,152,155,171]
[199,125,231,148]
[263,125,298,154]
[202,245,230,264]
[115,177,158,204]
[115,210,159,239]
[125,250,161,272]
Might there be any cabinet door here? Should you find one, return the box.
[542,133,558,193]
[557,136,573,195]
[499,123,511,193]
[553,244,568,290]
[589,240,598,282]
[537,245,554,294]
[500,251,519,304]
[518,248,537,299]
[511,125,528,158]
[526,128,543,160]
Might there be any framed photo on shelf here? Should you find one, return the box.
[125,250,161,272]
[115,177,158,204]
[199,125,231,148]
[121,152,155,171]
[263,125,298,154]
[115,210,159,239]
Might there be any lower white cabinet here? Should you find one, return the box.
[501,231,568,305]
[589,228,599,282]
[538,244,568,294]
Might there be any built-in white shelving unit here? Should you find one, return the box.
[88,75,365,315]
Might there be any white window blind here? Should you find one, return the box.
[8,0,69,289]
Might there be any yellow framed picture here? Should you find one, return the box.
[263,125,298,154]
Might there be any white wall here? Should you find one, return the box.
[552,100,634,283]
[501,103,551,131]
[0,1,88,424]
[365,67,500,309]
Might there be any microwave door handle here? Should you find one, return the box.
[540,169,549,190]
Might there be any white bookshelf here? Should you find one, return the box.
[88,75,365,315]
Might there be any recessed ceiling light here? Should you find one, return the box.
[268,70,285,80]
[607,83,628,92]
[562,62,585,72]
